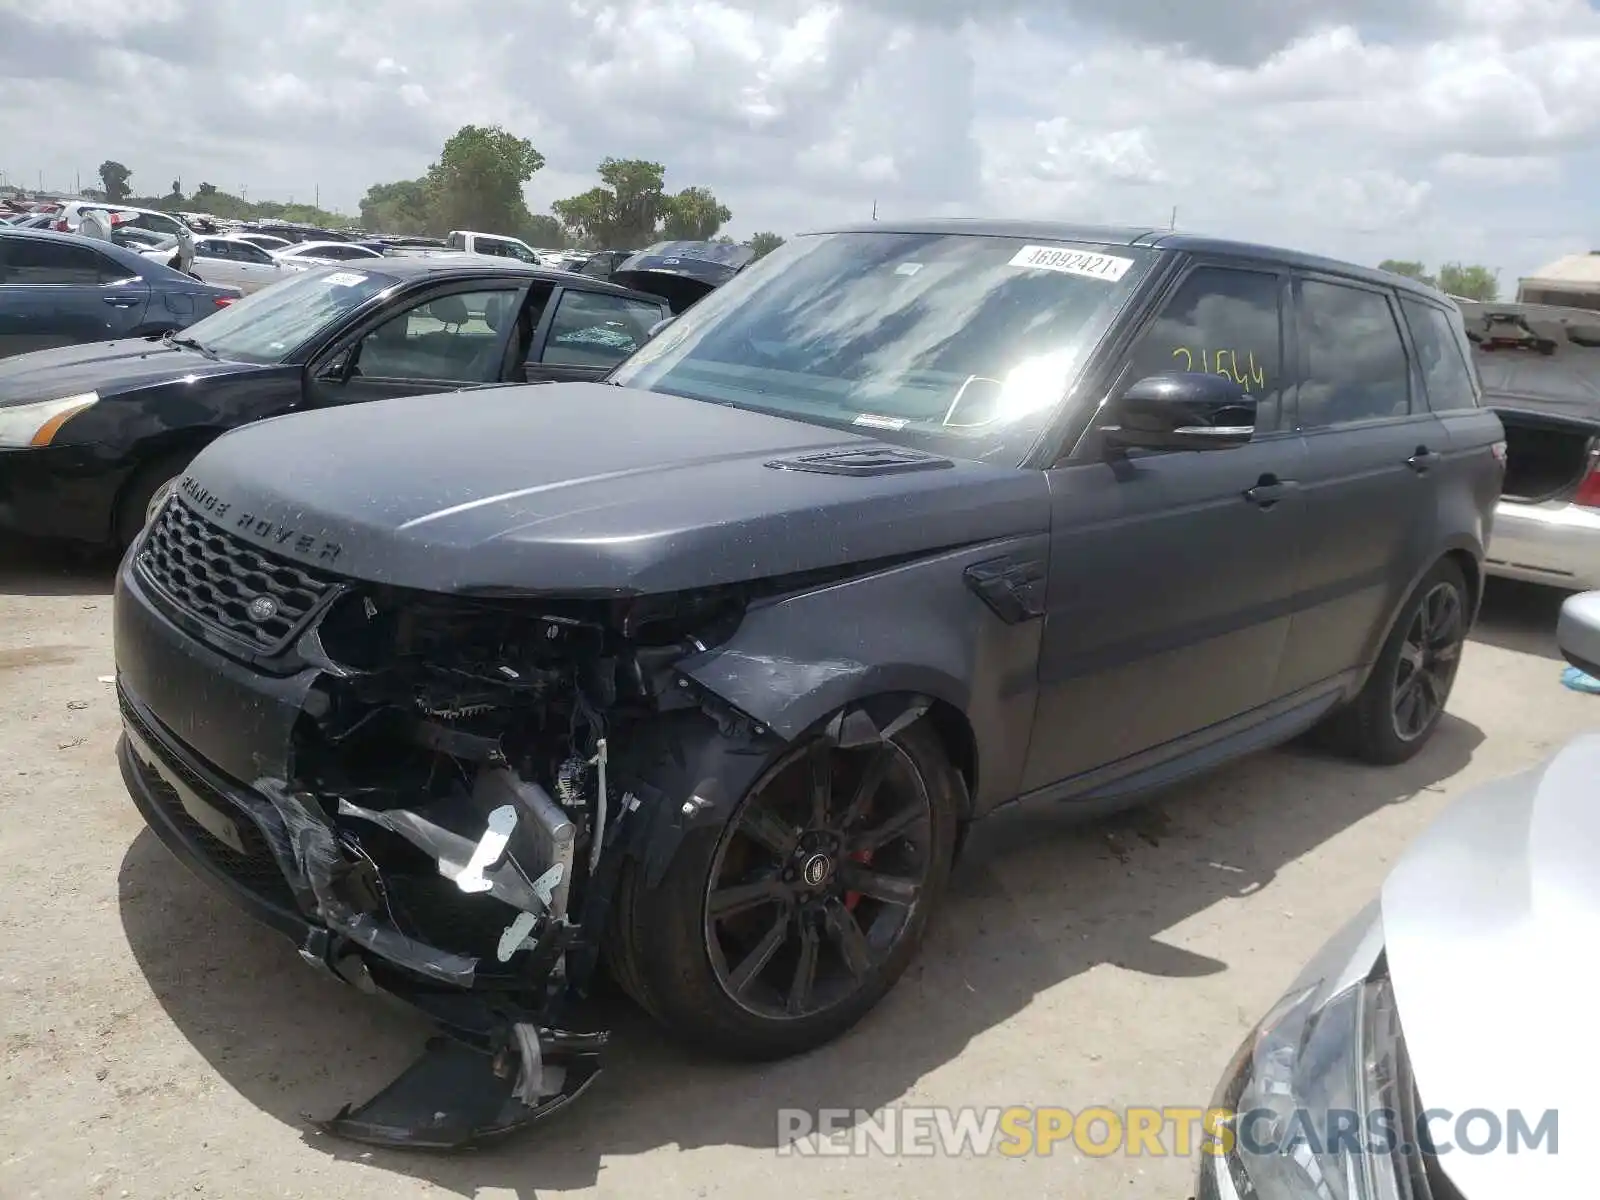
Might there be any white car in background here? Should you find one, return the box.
[52,201,195,272]
[230,231,294,253]
[445,229,545,264]
[271,240,385,272]
[189,236,292,294]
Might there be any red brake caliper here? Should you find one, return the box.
[844,849,873,911]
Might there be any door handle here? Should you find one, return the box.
[101,295,140,307]
[1243,474,1298,508]
[1405,446,1443,473]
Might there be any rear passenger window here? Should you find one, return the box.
[1401,298,1479,411]
[1,237,110,285]
[1296,280,1410,427]
[1124,266,1284,429]
[539,291,668,368]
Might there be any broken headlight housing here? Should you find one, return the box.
[1198,957,1434,1200]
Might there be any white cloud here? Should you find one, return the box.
[0,0,1595,280]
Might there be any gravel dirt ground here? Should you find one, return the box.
[0,534,1591,1200]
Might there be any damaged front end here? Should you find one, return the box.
[117,532,755,1149]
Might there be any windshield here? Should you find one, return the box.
[610,231,1155,462]
[177,266,398,364]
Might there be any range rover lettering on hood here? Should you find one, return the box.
[179,475,345,564]
[170,382,1051,596]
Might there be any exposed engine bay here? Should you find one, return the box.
[133,574,764,1148]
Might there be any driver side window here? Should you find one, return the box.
[353,289,521,383]
[1123,266,1284,431]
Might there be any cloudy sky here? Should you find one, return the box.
[2,0,1596,284]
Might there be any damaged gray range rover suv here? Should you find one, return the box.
[112,220,1504,1147]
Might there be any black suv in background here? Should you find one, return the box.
[112,221,1502,1147]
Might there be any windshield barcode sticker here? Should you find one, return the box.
[322,271,368,286]
[1008,246,1133,281]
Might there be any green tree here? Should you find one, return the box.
[746,232,785,259]
[424,124,545,235]
[360,178,432,233]
[553,158,669,248]
[1379,259,1436,288]
[1437,262,1498,301]
[520,213,567,248]
[98,160,132,202]
[661,185,732,241]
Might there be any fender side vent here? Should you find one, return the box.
[764,446,955,477]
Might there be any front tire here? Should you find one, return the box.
[114,451,194,550]
[607,717,961,1060]
[1319,558,1470,764]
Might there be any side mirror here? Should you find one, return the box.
[315,347,354,383]
[1103,372,1255,453]
[1558,591,1600,678]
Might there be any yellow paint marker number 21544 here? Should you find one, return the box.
[1171,347,1267,393]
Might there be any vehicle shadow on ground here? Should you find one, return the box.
[0,534,116,596]
[1470,577,1576,662]
[116,709,1483,1197]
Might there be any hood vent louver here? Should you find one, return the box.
[764,445,955,477]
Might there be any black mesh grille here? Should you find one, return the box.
[137,500,339,652]
[121,694,301,913]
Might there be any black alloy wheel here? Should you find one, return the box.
[703,738,934,1021]
[1391,581,1465,742]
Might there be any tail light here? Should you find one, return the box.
[53,219,70,232]
[213,297,235,308]
[1575,449,1600,508]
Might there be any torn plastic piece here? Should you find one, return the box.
[825,706,882,748]
[1561,665,1600,694]
[312,1030,607,1150]
[336,797,543,915]
[451,804,516,893]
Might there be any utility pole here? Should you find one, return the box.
[1169,205,1177,230]
[315,184,320,209]
[871,199,878,221]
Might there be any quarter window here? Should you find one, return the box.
[1124,266,1284,429]
[1401,298,1480,411]
[1296,280,1411,427]
[539,290,667,368]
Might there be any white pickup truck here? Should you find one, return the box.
[445,230,547,265]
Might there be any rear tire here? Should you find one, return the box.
[606,717,961,1060]
[1318,558,1470,765]
[114,451,194,550]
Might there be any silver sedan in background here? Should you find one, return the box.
[271,240,385,272]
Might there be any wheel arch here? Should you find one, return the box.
[676,535,1049,818]
[1350,540,1482,698]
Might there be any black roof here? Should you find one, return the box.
[812,218,1446,300]
[352,256,665,302]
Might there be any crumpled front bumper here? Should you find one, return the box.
[113,555,608,1148]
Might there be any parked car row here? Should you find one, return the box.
[0,241,747,546]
